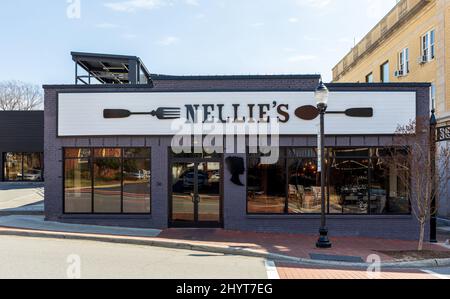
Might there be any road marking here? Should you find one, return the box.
[422,270,450,279]
[265,260,280,279]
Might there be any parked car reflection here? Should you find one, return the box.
[18,169,42,181]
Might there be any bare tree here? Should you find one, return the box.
[384,117,450,251]
[0,80,43,111]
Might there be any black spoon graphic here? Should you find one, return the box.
[295,106,373,121]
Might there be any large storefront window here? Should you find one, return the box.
[248,148,319,214]
[371,149,410,214]
[328,149,370,214]
[123,150,151,214]
[64,148,151,214]
[287,148,320,214]
[247,157,286,214]
[64,154,91,213]
[247,148,411,215]
[3,153,44,181]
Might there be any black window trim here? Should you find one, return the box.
[246,147,412,216]
[63,147,152,215]
[2,152,44,182]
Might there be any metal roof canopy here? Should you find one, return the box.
[71,52,153,86]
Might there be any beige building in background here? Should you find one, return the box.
[333,0,450,125]
[333,0,450,218]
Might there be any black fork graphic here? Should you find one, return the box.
[104,108,181,120]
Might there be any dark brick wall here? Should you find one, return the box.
[0,111,44,152]
[43,78,431,239]
[0,153,3,181]
[0,111,44,181]
[151,76,320,91]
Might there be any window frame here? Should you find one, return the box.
[430,30,435,59]
[398,48,409,75]
[422,29,435,62]
[365,72,374,83]
[246,147,412,216]
[63,147,152,215]
[430,83,436,111]
[380,61,390,83]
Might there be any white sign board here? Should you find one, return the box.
[57,91,416,136]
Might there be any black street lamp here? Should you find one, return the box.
[315,80,332,249]
[430,109,437,243]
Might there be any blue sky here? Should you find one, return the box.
[0,0,396,85]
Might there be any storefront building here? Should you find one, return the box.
[43,73,431,240]
[0,111,44,182]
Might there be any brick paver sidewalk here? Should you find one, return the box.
[275,263,436,279]
[159,229,449,262]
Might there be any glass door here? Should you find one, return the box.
[171,162,196,223]
[170,160,222,227]
[197,162,221,223]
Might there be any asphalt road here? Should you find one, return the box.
[0,236,269,279]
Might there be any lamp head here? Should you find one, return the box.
[315,80,329,108]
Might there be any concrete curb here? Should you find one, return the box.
[1,227,450,269]
[437,217,450,226]
[0,211,44,217]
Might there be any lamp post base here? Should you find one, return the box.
[316,228,332,249]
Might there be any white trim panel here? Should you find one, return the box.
[57,91,417,136]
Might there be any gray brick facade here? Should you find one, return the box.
[43,76,431,240]
[0,111,44,181]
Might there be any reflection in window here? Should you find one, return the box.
[287,158,320,214]
[247,148,319,214]
[171,163,196,222]
[327,148,410,215]
[3,153,22,181]
[246,147,411,216]
[124,148,150,158]
[64,148,91,159]
[3,153,43,181]
[123,159,151,213]
[371,150,410,214]
[94,148,121,158]
[247,157,286,214]
[64,159,91,213]
[63,148,151,214]
[329,151,370,214]
[94,157,122,213]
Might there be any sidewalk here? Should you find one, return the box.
[275,263,437,279]
[0,215,449,268]
[0,183,44,214]
[158,229,449,263]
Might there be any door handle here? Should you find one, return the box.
[191,193,200,203]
